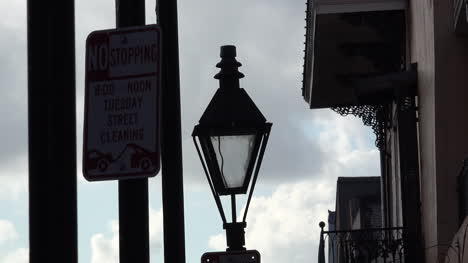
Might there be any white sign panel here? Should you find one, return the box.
[83,25,161,181]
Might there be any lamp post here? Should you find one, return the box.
[193,45,272,251]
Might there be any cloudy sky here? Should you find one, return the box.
[0,0,379,262]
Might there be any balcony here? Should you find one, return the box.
[302,0,407,109]
[318,222,406,263]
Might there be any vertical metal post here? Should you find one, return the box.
[156,0,186,262]
[27,0,77,262]
[318,222,326,263]
[397,96,423,263]
[116,1,150,263]
[231,194,237,223]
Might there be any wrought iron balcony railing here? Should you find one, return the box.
[318,222,406,263]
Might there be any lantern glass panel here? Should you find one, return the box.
[210,134,256,189]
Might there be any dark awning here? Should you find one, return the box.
[302,0,407,108]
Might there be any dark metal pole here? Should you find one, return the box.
[231,195,237,223]
[156,0,186,262]
[116,1,150,263]
[318,222,326,263]
[27,0,77,262]
[397,96,424,263]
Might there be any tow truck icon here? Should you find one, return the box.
[86,144,157,172]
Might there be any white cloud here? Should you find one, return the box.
[0,4,27,168]
[0,221,27,263]
[0,0,26,32]
[0,155,28,201]
[90,206,163,263]
[315,110,374,153]
[209,179,334,263]
[0,220,19,244]
[149,206,164,254]
[90,220,119,263]
[314,111,380,180]
[1,248,28,263]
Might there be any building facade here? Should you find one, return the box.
[335,177,382,231]
[305,0,468,262]
[329,177,384,263]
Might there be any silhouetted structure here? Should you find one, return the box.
[304,0,468,262]
[319,178,402,263]
[328,211,336,263]
[114,1,150,262]
[335,177,381,231]
[28,1,77,262]
[193,45,271,252]
[157,0,187,262]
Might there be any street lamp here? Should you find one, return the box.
[192,45,272,251]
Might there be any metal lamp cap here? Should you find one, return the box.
[220,45,237,58]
